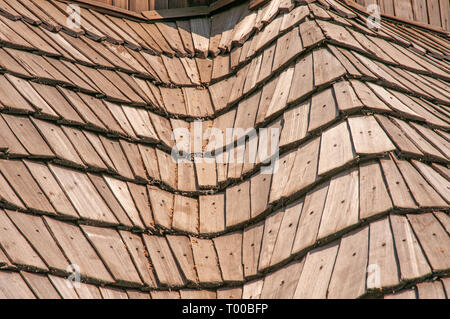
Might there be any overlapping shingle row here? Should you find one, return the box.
[0,0,448,299]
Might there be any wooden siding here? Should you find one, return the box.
[353,0,450,31]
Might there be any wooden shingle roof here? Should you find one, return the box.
[0,0,448,299]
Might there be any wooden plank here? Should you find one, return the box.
[180,290,216,299]
[49,164,118,224]
[317,168,359,240]
[83,131,116,171]
[250,172,272,218]
[411,123,450,159]
[176,20,195,56]
[0,271,36,299]
[161,55,192,85]
[292,183,329,254]
[350,80,390,112]
[166,235,198,284]
[417,281,446,299]
[268,151,296,203]
[367,217,399,289]
[122,106,157,142]
[298,20,325,48]
[328,226,369,299]
[265,66,295,119]
[99,136,134,180]
[191,237,222,285]
[199,194,225,234]
[260,261,304,299]
[104,176,144,229]
[196,57,213,83]
[368,83,421,119]
[6,75,56,116]
[177,161,197,192]
[333,81,363,113]
[308,87,338,132]
[183,87,214,117]
[217,287,242,299]
[408,213,450,272]
[280,101,309,148]
[231,8,257,46]
[434,212,449,234]
[258,209,284,272]
[6,210,68,272]
[173,195,199,234]
[412,160,450,203]
[390,214,431,281]
[213,232,244,282]
[155,22,186,55]
[119,141,147,181]
[209,79,232,111]
[348,116,395,155]
[2,114,54,158]
[44,217,113,283]
[316,20,364,51]
[393,118,446,161]
[159,87,187,115]
[272,26,303,71]
[21,272,60,299]
[0,114,28,156]
[0,160,55,215]
[0,74,34,113]
[156,149,177,190]
[243,54,263,94]
[379,157,417,209]
[138,145,160,181]
[212,54,231,80]
[48,275,78,299]
[87,174,133,228]
[293,243,339,299]
[257,43,276,83]
[270,200,303,267]
[228,64,250,104]
[100,287,128,299]
[195,159,217,188]
[313,48,346,87]
[242,279,264,299]
[243,222,264,278]
[359,161,393,220]
[0,210,47,271]
[143,235,184,287]
[127,182,154,229]
[150,290,180,299]
[0,169,25,210]
[81,226,142,287]
[127,290,150,299]
[317,121,355,176]
[226,180,251,228]
[62,126,108,170]
[147,186,173,230]
[118,231,157,288]
[256,77,278,124]
[395,158,447,208]
[190,17,210,57]
[280,5,309,31]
